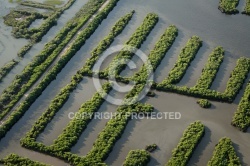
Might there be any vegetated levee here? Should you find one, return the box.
[166,121,205,166]
[231,82,250,132]
[0,153,49,166]
[218,0,239,14]
[20,1,56,10]
[99,13,159,78]
[123,150,150,166]
[207,137,241,166]
[161,36,202,85]
[0,0,120,139]
[194,47,224,90]
[0,59,19,82]
[242,0,250,15]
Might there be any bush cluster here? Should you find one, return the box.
[0,59,18,82]
[207,137,241,166]
[100,13,159,77]
[194,47,224,89]
[2,154,48,166]
[123,150,150,166]
[0,0,119,139]
[231,83,250,132]
[167,121,205,166]
[162,36,202,84]
[197,99,211,108]
[218,0,239,14]
[145,143,157,152]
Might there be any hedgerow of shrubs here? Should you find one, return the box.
[100,13,159,78]
[162,36,202,84]
[242,0,250,15]
[166,121,205,166]
[207,137,241,166]
[224,57,250,102]
[197,99,211,108]
[123,150,150,166]
[194,47,224,89]
[0,59,18,82]
[218,0,239,14]
[231,83,250,132]
[1,154,49,166]
[133,25,178,83]
[83,10,135,75]
[156,56,250,103]
[145,143,157,152]
[0,0,120,139]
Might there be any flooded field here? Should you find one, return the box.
[0,0,250,165]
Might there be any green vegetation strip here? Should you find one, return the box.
[100,13,159,77]
[0,0,119,139]
[224,57,250,102]
[218,0,239,14]
[0,0,109,120]
[194,47,224,90]
[20,1,56,10]
[133,25,178,83]
[161,36,202,84]
[242,0,250,15]
[0,59,18,82]
[156,56,250,103]
[166,121,205,166]
[232,82,250,132]
[208,137,241,166]
[123,150,150,166]
[1,154,49,166]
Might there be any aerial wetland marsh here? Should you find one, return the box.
[0,0,250,165]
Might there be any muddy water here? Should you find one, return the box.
[71,89,126,156]
[1,0,250,165]
[105,91,250,165]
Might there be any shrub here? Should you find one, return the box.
[197,99,211,108]
[208,137,241,166]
